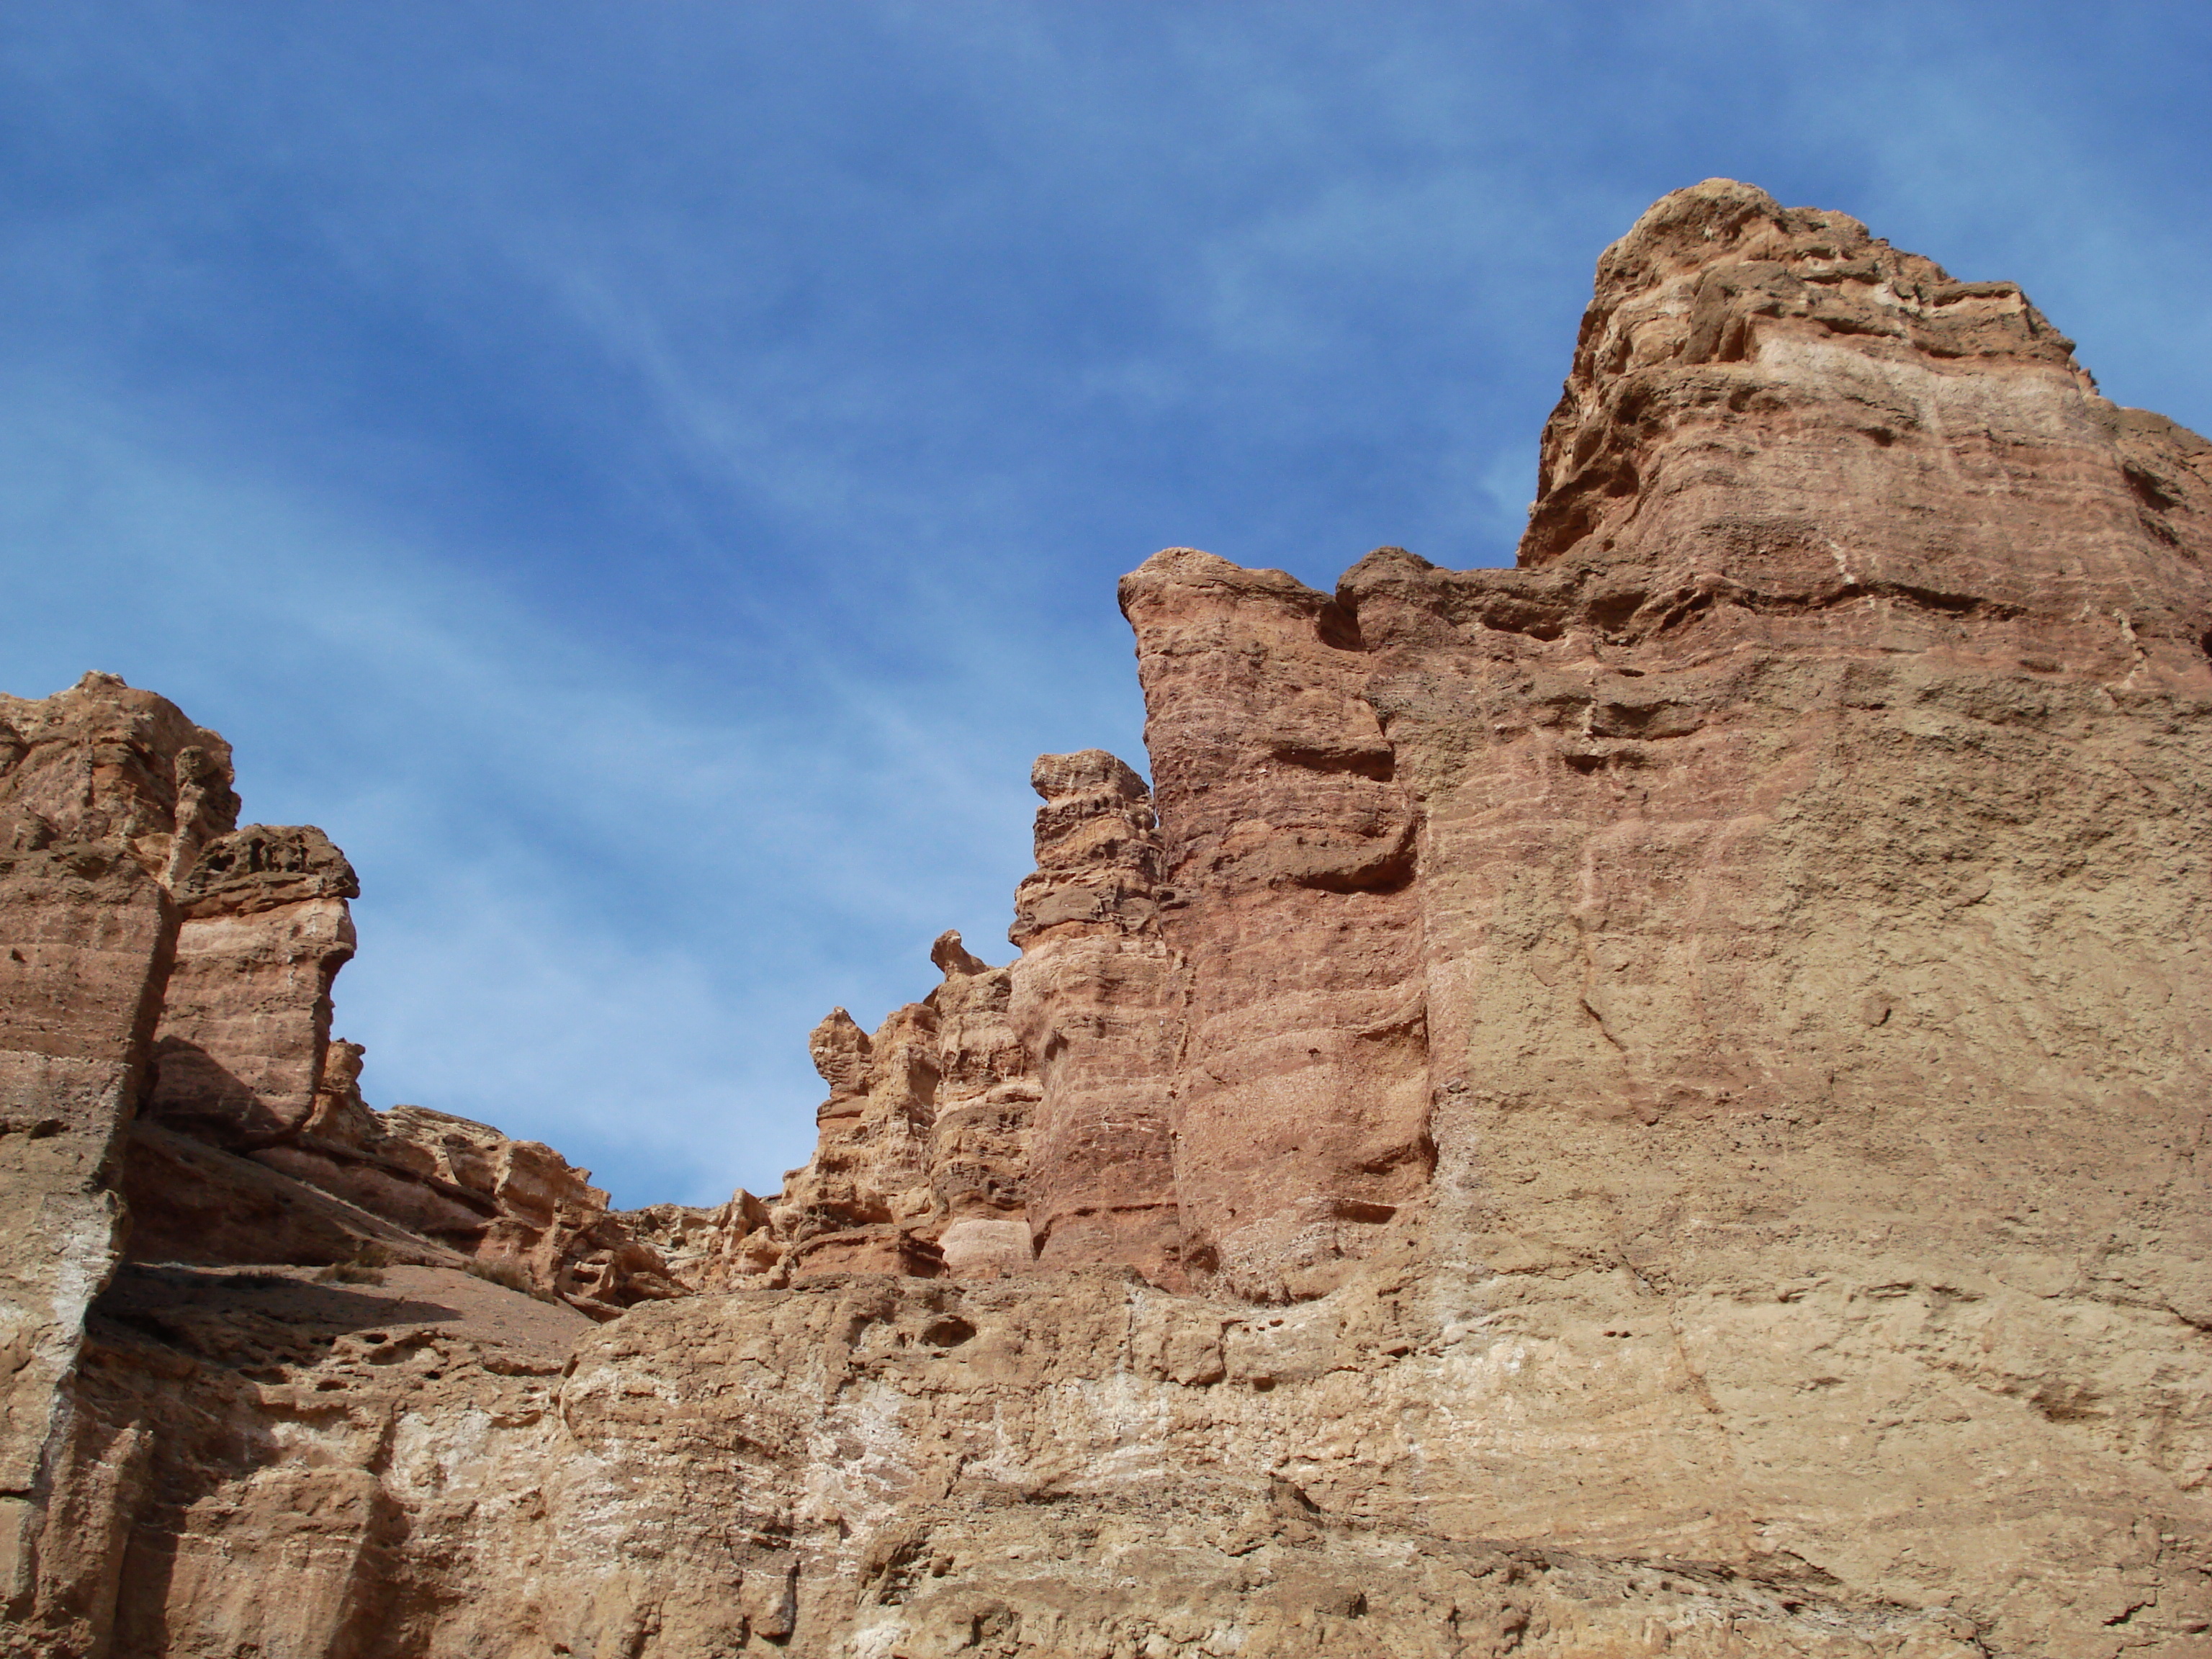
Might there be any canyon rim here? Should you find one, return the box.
[2,179,2209,1656]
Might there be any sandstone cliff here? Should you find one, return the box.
[0,673,691,1654]
[4,180,2209,1658]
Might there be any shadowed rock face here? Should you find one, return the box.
[6,181,2212,1657]
[0,676,692,1654]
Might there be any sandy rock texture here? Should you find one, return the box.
[1006,750,1184,1284]
[145,824,359,1146]
[1118,556,1434,1302]
[0,674,690,1653]
[734,927,1040,1288]
[4,180,2211,1656]
[55,1261,589,1658]
[0,676,194,1614]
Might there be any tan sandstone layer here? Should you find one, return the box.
[3,179,2209,1657]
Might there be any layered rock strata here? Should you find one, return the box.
[1,677,209,1612]
[1007,750,1184,1283]
[1120,558,1434,1300]
[2,675,684,1305]
[757,715,1430,1302]
[144,824,359,1146]
[736,928,1038,1286]
[4,179,2211,1657]
[734,750,1190,1290]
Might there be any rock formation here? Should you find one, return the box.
[719,925,1040,1288]
[1008,750,1184,1284]
[145,823,360,1147]
[4,179,2211,1656]
[0,673,692,1653]
[0,678,191,1617]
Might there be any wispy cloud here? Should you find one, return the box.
[0,388,1088,1202]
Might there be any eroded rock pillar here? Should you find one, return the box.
[1008,750,1184,1285]
[143,824,359,1146]
[1118,554,1432,1300]
[0,675,212,1621]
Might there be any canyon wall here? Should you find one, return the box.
[4,180,2210,1658]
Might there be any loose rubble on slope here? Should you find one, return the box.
[3,181,2209,1658]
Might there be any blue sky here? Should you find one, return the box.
[4,3,2207,1205]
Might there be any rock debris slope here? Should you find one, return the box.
[2,179,2208,1657]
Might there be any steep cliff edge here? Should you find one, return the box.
[4,180,2210,1657]
[0,675,689,1657]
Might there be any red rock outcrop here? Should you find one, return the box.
[270,1065,692,1314]
[0,676,209,1613]
[760,717,1424,1301]
[144,824,359,1146]
[1120,557,1435,1300]
[0,675,691,1650]
[1006,750,1184,1282]
[6,181,2212,1657]
[734,929,1039,1285]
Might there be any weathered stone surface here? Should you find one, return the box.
[0,673,239,887]
[119,1119,469,1274]
[146,825,359,1145]
[1120,555,1435,1300]
[0,850,171,1621]
[7,181,2212,1657]
[1515,177,2206,648]
[745,932,1040,1287]
[40,1262,586,1658]
[1007,750,1185,1283]
[14,1267,2062,1655]
[240,1051,691,1317]
[141,817,683,1316]
[0,674,212,1624]
[696,179,2210,1650]
[619,1191,768,1289]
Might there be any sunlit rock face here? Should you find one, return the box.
[6,181,2212,1658]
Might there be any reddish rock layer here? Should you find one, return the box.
[736,929,1038,1285]
[1120,557,1434,1299]
[1007,750,1184,1282]
[760,715,1430,1301]
[0,675,212,1611]
[4,673,685,1316]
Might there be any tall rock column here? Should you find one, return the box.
[0,843,171,1615]
[1007,751,1184,1284]
[0,675,220,1617]
[1118,557,1432,1300]
[923,930,1040,1280]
